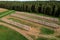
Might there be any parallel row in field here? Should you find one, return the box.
[1,16,39,40]
[0,10,15,18]
[10,13,60,29]
[0,24,28,40]
[1,18,31,31]
[16,12,60,24]
[1,16,40,35]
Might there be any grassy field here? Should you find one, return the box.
[0,10,15,18]
[40,27,54,35]
[36,37,56,40]
[0,25,28,40]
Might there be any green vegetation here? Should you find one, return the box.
[0,25,28,40]
[40,27,54,35]
[36,37,57,40]
[0,10,15,18]
[36,37,48,40]
[50,38,56,40]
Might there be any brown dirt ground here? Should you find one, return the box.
[0,8,8,12]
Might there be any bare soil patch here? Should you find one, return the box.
[0,8,8,12]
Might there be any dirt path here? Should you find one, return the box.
[0,22,33,40]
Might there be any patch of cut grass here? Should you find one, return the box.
[40,27,54,35]
[0,25,28,40]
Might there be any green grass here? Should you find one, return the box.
[36,37,48,40]
[0,10,15,18]
[40,27,54,35]
[0,25,28,40]
[36,37,57,40]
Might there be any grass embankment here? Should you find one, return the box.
[0,10,15,18]
[0,25,28,40]
[40,27,54,35]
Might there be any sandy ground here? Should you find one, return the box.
[0,8,8,12]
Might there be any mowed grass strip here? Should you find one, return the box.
[40,27,55,35]
[0,10,15,18]
[0,25,28,40]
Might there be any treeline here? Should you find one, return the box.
[0,1,60,17]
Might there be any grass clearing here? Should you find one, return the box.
[36,37,48,40]
[0,25,28,40]
[40,27,55,35]
[0,10,15,18]
[36,37,57,40]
